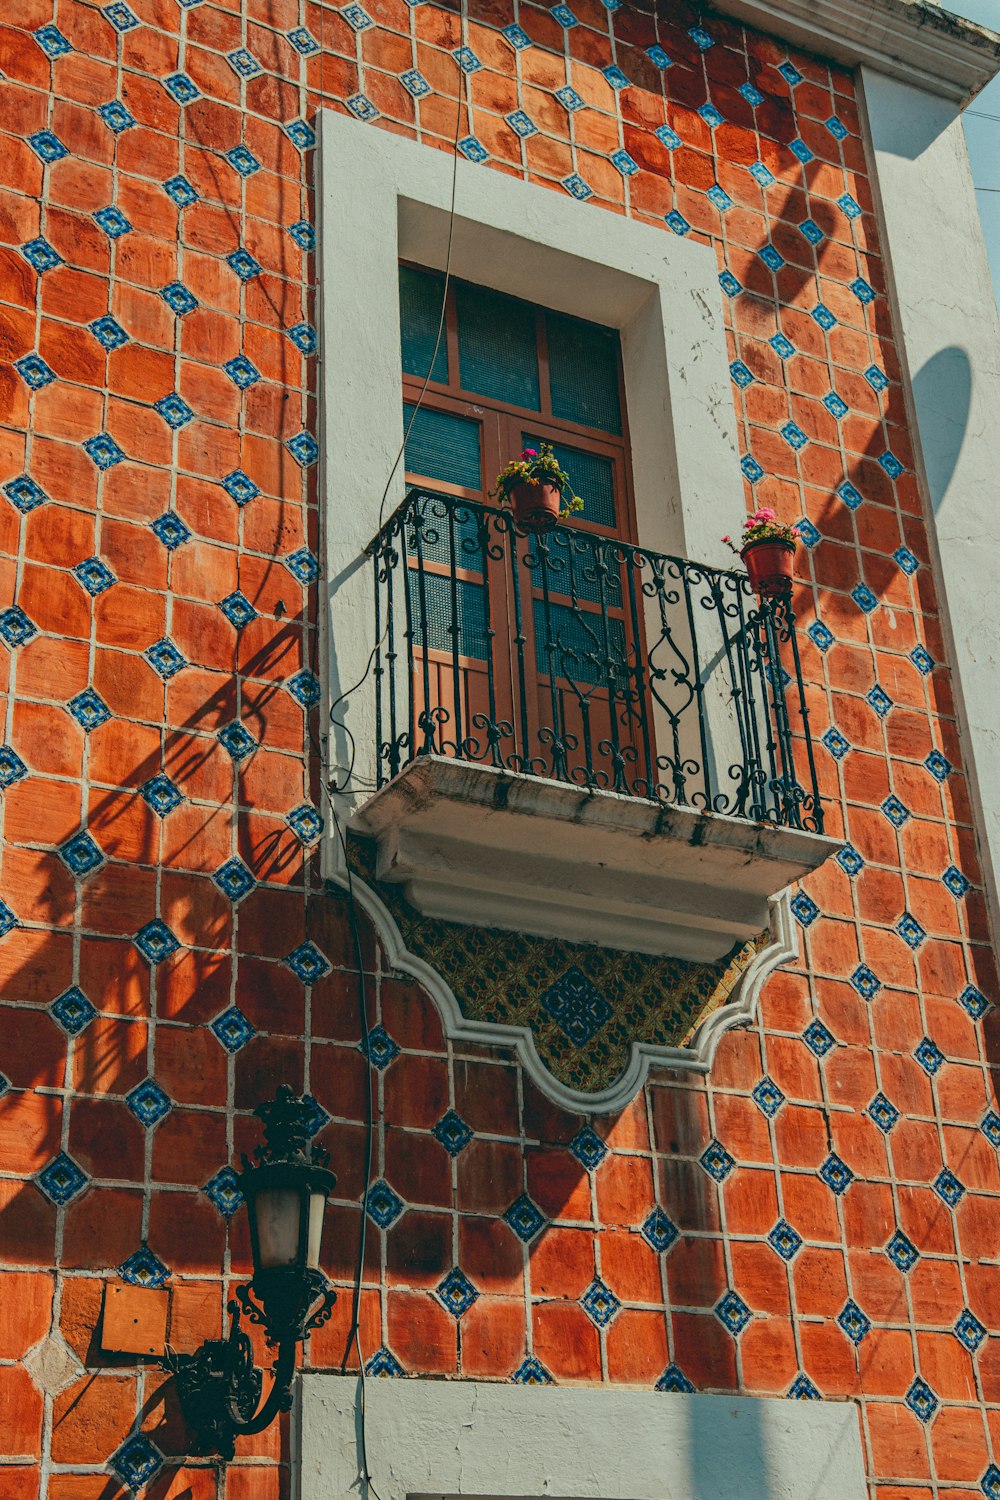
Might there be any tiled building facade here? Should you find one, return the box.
[1,0,1000,1495]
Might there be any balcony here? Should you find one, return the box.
[353,488,838,961]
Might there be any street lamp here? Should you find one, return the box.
[172,1086,337,1459]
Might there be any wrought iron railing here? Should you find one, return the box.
[367,488,823,833]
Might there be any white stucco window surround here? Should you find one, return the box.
[316,109,836,972]
[296,1375,869,1500]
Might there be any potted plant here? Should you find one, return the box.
[489,443,583,532]
[723,507,800,596]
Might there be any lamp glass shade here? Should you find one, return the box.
[306,1189,327,1269]
[253,1187,302,1268]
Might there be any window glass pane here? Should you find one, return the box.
[404,403,482,490]
[399,266,448,384]
[457,282,540,410]
[546,311,622,435]
[408,570,488,660]
[532,599,627,686]
[522,434,616,530]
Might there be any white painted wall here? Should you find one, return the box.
[860,68,1000,939]
[297,1375,868,1500]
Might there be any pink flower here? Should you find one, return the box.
[721,535,731,544]
[753,506,776,522]
[522,448,538,458]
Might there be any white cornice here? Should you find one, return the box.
[710,0,1000,104]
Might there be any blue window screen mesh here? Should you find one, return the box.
[546,311,622,435]
[403,403,482,490]
[456,282,540,411]
[528,530,623,608]
[533,599,627,686]
[522,434,616,530]
[408,569,488,660]
[399,266,448,384]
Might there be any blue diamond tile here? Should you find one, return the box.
[133,918,180,966]
[770,333,795,359]
[139,773,183,817]
[665,210,690,236]
[94,205,132,240]
[227,248,262,281]
[790,892,819,927]
[868,1093,900,1133]
[150,512,191,550]
[837,1299,871,1345]
[697,102,723,128]
[905,1376,938,1424]
[647,44,672,68]
[839,192,862,219]
[89,316,128,353]
[433,1109,473,1157]
[602,64,630,90]
[914,1036,945,1076]
[540,965,611,1046]
[654,124,681,151]
[0,607,37,649]
[0,900,17,939]
[943,866,971,899]
[788,1373,821,1399]
[850,964,881,1002]
[457,136,488,164]
[581,1277,621,1327]
[552,85,584,114]
[750,161,775,188]
[715,1290,751,1336]
[285,119,317,150]
[822,727,850,762]
[719,269,743,297]
[0,746,28,790]
[286,431,319,467]
[864,364,889,393]
[799,218,824,245]
[225,145,261,178]
[287,220,315,251]
[512,1356,552,1385]
[955,1309,987,1353]
[780,420,807,450]
[286,669,320,709]
[700,1139,735,1183]
[865,687,893,727]
[223,355,261,390]
[299,1094,331,1138]
[981,1110,1000,1148]
[568,1125,607,1172]
[36,1151,88,1206]
[109,1435,164,1491]
[767,1219,803,1262]
[759,244,785,272]
[826,114,848,140]
[925,748,953,783]
[933,1168,965,1209]
[366,1347,405,1377]
[217,720,258,762]
[777,60,803,85]
[99,100,135,133]
[819,1153,853,1195]
[50,986,96,1036]
[163,71,201,105]
[218,590,257,629]
[67,688,111,732]
[34,24,72,57]
[346,93,380,123]
[881,794,910,828]
[552,3,577,24]
[286,322,318,355]
[730,360,754,390]
[739,82,764,106]
[789,136,813,164]
[72,554,117,597]
[436,1267,479,1317]
[896,913,926,951]
[227,47,262,78]
[886,1229,919,1272]
[803,1019,836,1056]
[285,940,331,985]
[911,644,935,675]
[221,470,259,506]
[822,391,848,420]
[143,637,186,680]
[213,857,255,903]
[797,517,821,549]
[959,984,990,1021]
[689,24,715,48]
[286,803,323,845]
[984,1467,1000,1500]
[21,238,62,274]
[752,1077,785,1117]
[211,1005,256,1054]
[342,4,374,29]
[640,1206,678,1254]
[503,109,536,141]
[59,831,104,879]
[164,175,198,208]
[706,184,732,212]
[741,455,765,483]
[504,1193,546,1242]
[204,1166,243,1216]
[453,46,482,74]
[811,303,837,330]
[611,149,640,179]
[656,1363,695,1393]
[288,26,320,55]
[160,281,197,316]
[853,580,880,617]
[103,3,141,32]
[361,1024,400,1070]
[28,129,68,164]
[125,1078,172,1127]
[119,1247,169,1288]
[154,393,195,430]
[878,450,904,479]
[366,1178,404,1229]
[851,276,876,306]
[838,481,863,511]
[15,354,56,391]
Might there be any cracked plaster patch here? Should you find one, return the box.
[25,1332,82,1395]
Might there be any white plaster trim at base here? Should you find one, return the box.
[296,1374,869,1500]
[714,0,1000,105]
[328,853,799,1113]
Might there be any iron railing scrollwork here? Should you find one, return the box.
[367,488,823,834]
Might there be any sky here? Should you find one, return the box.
[953,0,1000,307]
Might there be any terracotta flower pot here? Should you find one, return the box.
[509,478,561,532]
[741,537,795,597]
